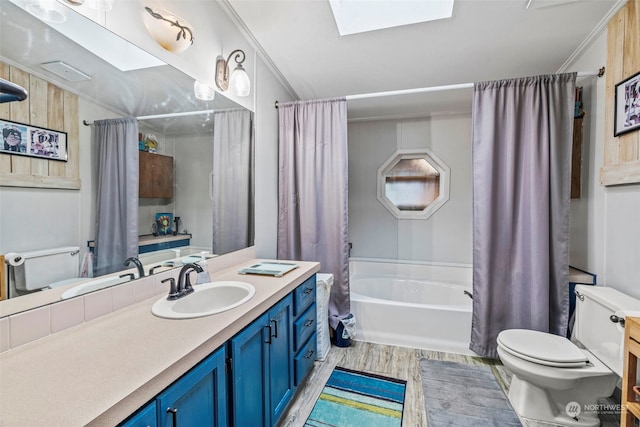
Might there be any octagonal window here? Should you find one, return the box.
[377,149,450,219]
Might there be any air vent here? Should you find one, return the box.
[40,61,91,82]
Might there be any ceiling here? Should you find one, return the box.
[226,0,623,120]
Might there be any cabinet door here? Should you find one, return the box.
[267,294,294,426]
[231,312,270,427]
[139,151,174,198]
[157,347,227,427]
[119,401,157,427]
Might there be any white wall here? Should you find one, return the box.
[348,115,473,264]
[253,56,296,259]
[567,30,640,299]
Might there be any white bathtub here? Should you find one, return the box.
[349,259,474,355]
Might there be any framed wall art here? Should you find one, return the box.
[614,70,640,137]
[0,119,68,161]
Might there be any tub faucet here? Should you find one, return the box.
[177,263,203,295]
[124,257,145,278]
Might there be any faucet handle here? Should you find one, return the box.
[119,273,135,281]
[149,265,163,275]
[162,278,179,300]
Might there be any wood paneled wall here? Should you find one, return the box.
[0,62,80,189]
[601,0,640,186]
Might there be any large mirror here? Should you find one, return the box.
[0,0,254,312]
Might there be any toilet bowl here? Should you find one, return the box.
[497,329,617,427]
[497,285,640,427]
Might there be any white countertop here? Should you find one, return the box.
[0,259,320,426]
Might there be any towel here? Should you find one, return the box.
[79,252,94,278]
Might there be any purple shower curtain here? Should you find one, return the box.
[277,98,350,330]
[470,73,576,358]
[93,118,139,276]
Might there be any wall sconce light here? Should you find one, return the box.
[215,49,251,97]
[143,7,194,53]
[194,80,216,101]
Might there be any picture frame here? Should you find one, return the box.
[155,213,173,235]
[0,119,68,161]
[614,70,640,137]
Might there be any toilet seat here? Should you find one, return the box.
[497,329,589,368]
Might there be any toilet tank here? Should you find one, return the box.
[573,285,640,376]
[11,246,80,291]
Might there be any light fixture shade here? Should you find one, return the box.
[143,7,194,54]
[230,66,251,97]
[25,0,67,23]
[194,81,215,101]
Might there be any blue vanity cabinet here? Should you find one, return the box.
[292,275,317,387]
[119,401,157,427]
[156,346,227,427]
[230,294,294,427]
[119,347,226,427]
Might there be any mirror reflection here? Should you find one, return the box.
[0,0,254,310]
[385,158,440,211]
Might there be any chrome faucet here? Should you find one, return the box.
[176,263,204,296]
[124,257,145,278]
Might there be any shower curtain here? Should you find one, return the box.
[470,73,576,358]
[93,118,139,276]
[277,98,350,330]
[212,109,254,254]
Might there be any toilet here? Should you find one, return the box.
[6,246,86,296]
[497,285,640,427]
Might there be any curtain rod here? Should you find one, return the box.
[274,67,605,108]
[83,109,215,126]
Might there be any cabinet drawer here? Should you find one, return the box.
[294,332,317,386]
[293,275,316,317]
[294,303,316,352]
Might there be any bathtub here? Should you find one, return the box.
[349,259,474,355]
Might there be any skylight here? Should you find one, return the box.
[329,0,454,36]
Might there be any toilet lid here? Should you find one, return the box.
[498,329,589,367]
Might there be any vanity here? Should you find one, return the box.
[0,259,320,426]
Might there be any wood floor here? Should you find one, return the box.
[278,340,621,427]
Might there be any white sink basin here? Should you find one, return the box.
[151,281,256,319]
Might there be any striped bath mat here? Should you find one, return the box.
[304,366,406,427]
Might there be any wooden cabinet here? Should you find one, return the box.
[139,151,174,198]
[120,347,227,427]
[230,294,294,427]
[622,316,640,426]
